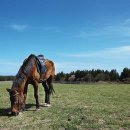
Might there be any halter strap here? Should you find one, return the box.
[12,92,19,97]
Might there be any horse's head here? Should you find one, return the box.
[6,88,24,116]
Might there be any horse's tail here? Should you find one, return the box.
[49,60,55,94]
[48,75,55,95]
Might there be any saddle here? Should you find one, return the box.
[35,56,46,75]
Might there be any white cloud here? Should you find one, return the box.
[66,45,130,59]
[55,60,127,74]
[55,45,130,73]
[9,24,28,31]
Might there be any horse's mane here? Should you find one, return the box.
[13,54,36,88]
[20,54,36,75]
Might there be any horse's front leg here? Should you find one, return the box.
[33,82,40,110]
[22,83,28,111]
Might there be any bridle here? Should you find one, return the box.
[11,92,19,97]
[10,90,24,112]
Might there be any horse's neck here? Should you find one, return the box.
[13,57,35,92]
[12,73,28,93]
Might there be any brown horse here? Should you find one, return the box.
[6,54,55,116]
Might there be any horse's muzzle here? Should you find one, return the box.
[9,111,19,116]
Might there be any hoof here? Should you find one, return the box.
[8,112,19,116]
[36,108,40,111]
[44,103,51,107]
[19,112,23,115]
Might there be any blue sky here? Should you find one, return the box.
[0,0,130,75]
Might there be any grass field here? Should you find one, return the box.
[0,81,130,130]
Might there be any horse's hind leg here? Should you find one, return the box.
[42,76,54,107]
[46,76,54,105]
[42,81,50,106]
[43,76,53,106]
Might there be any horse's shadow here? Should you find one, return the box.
[25,103,36,111]
[0,103,44,116]
[0,108,10,116]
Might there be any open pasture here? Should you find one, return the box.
[0,82,130,130]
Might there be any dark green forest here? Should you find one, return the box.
[55,67,130,83]
[0,67,130,83]
[0,76,14,81]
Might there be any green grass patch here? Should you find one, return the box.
[0,82,130,130]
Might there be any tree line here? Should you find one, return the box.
[55,67,130,83]
[0,67,130,83]
[0,76,14,81]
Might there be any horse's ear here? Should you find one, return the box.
[6,88,11,93]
